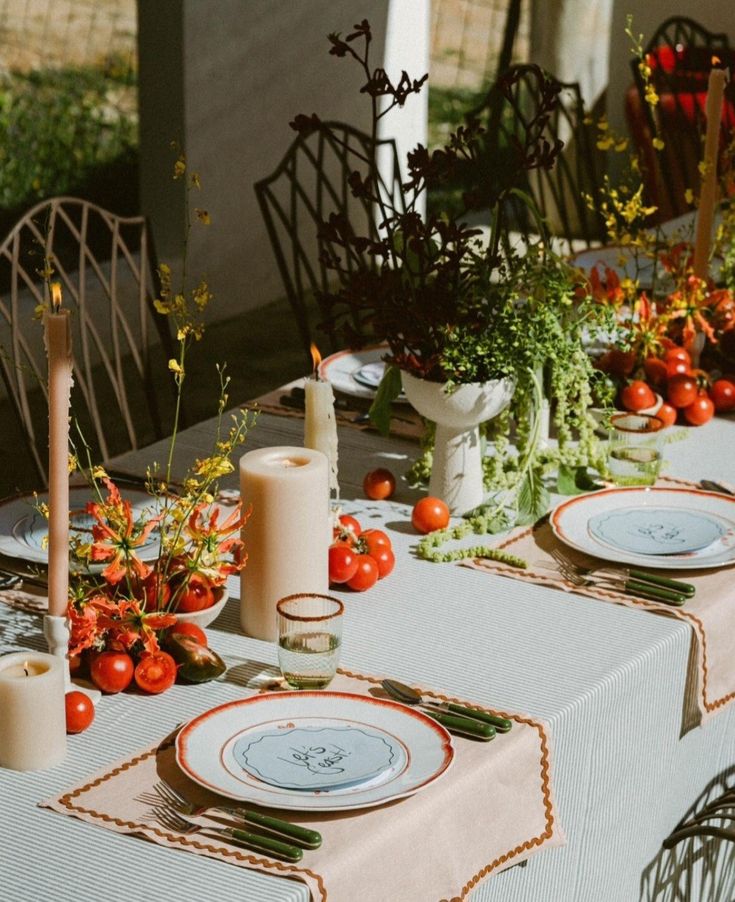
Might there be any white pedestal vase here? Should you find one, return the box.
[401,372,515,515]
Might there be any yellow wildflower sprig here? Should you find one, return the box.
[625,14,665,151]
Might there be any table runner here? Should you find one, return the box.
[466,485,735,726]
[41,670,562,902]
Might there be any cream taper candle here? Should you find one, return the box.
[44,282,72,618]
[0,651,66,771]
[240,447,329,640]
[693,66,727,279]
[304,344,339,493]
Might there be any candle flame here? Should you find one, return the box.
[51,282,62,311]
[712,55,721,66]
[309,342,322,376]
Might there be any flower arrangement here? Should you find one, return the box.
[575,19,735,428]
[292,21,613,531]
[63,154,254,693]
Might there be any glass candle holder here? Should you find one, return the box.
[608,412,665,487]
[276,593,344,690]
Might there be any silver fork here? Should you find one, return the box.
[548,548,687,606]
[153,804,304,862]
[155,779,322,849]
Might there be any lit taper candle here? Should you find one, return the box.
[304,343,339,493]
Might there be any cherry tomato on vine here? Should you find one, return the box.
[172,621,208,646]
[90,651,134,694]
[176,573,215,613]
[329,543,359,584]
[334,514,361,542]
[363,468,396,500]
[620,380,656,412]
[655,402,677,428]
[346,555,379,591]
[665,359,691,378]
[667,374,698,409]
[711,379,735,413]
[134,651,178,694]
[65,691,95,734]
[361,528,392,557]
[664,346,691,368]
[372,546,395,579]
[683,393,715,426]
[411,497,450,534]
[643,357,668,389]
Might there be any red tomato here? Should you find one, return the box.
[711,379,735,413]
[667,374,698,409]
[175,573,215,613]
[90,651,134,694]
[412,497,450,534]
[665,359,691,378]
[371,546,395,579]
[361,528,392,557]
[65,691,95,734]
[620,380,656,412]
[596,349,636,377]
[171,621,208,646]
[142,572,171,612]
[643,357,668,389]
[363,468,396,500]
[346,555,379,591]
[664,346,691,368]
[656,402,677,428]
[134,651,178,694]
[683,393,715,426]
[328,542,359,584]
[333,514,361,542]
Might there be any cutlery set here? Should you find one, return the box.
[154,778,321,862]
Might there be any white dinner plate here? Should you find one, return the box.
[587,507,729,556]
[550,487,735,570]
[318,347,407,402]
[176,691,454,812]
[0,487,161,566]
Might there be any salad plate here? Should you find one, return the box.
[551,487,735,570]
[176,691,453,812]
[318,347,407,402]
[0,487,161,566]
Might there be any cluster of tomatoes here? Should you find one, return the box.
[329,514,395,591]
[617,346,735,427]
[64,620,209,734]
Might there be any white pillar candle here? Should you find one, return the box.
[240,447,329,641]
[43,283,73,618]
[304,344,339,493]
[0,652,66,771]
[693,67,726,280]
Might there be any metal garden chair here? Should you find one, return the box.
[0,196,176,486]
[254,121,404,365]
[626,16,735,221]
[465,63,606,249]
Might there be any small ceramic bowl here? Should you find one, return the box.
[638,393,664,416]
[172,587,228,629]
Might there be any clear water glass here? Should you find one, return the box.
[607,412,664,487]
[276,593,344,690]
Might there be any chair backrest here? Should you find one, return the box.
[466,64,606,248]
[627,16,734,221]
[0,196,175,486]
[254,122,404,364]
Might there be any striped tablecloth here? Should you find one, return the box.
[2,410,734,902]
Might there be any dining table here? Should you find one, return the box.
[1,394,734,902]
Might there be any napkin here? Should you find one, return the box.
[41,669,563,902]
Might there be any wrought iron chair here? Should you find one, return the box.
[0,196,176,486]
[627,16,735,221]
[465,64,606,249]
[254,122,404,365]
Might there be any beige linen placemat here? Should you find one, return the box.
[41,670,563,902]
[466,478,735,725]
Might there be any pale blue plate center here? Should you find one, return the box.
[588,507,727,556]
